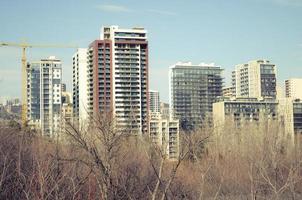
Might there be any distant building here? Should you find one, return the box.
[276,84,285,100]
[72,48,89,128]
[222,86,235,98]
[149,112,179,160]
[169,62,223,130]
[149,90,160,113]
[62,91,73,127]
[26,56,62,137]
[293,99,302,134]
[62,102,73,131]
[213,97,301,143]
[6,98,20,106]
[285,78,302,100]
[61,83,66,93]
[160,102,170,120]
[5,98,21,116]
[213,98,278,128]
[87,26,149,134]
[62,91,72,105]
[232,60,277,99]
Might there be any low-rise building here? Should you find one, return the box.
[213,97,278,127]
[213,97,302,145]
[149,112,180,160]
[222,86,235,98]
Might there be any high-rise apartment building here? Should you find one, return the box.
[285,78,302,100]
[149,90,160,113]
[72,48,89,127]
[26,56,62,137]
[87,26,149,134]
[232,60,277,99]
[169,62,223,130]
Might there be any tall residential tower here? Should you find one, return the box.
[87,26,149,134]
[26,56,62,136]
[72,48,89,127]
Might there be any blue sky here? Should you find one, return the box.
[0,0,302,102]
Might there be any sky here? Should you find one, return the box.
[0,0,302,103]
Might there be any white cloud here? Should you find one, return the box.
[96,4,131,13]
[95,4,176,16]
[147,9,177,16]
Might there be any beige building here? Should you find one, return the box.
[149,112,179,160]
[222,86,235,98]
[160,102,170,120]
[232,60,276,99]
[285,78,302,100]
[62,103,73,128]
[213,98,278,128]
[213,97,300,145]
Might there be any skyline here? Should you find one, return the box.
[1,0,302,102]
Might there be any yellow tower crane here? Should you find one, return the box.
[0,41,77,127]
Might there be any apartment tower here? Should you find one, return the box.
[87,26,149,134]
[232,60,277,99]
[285,78,302,100]
[26,56,62,136]
[72,48,89,127]
[149,90,160,113]
[169,62,223,130]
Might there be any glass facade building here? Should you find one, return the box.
[169,62,223,130]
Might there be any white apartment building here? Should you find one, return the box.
[232,60,277,99]
[149,112,180,160]
[87,25,149,134]
[72,48,89,127]
[149,90,160,113]
[285,78,302,100]
[26,56,62,137]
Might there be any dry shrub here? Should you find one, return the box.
[0,117,302,199]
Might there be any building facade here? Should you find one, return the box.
[293,100,302,134]
[232,60,277,99]
[222,86,235,98]
[169,62,223,130]
[26,56,62,137]
[285,78,302,100]
[213,98,278,128]
[213,97,299,143]
[72,48,89,127]
[149,112,179,160]
[160,102,170,120]
[87,26,149,134]
[149,90,160,113]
